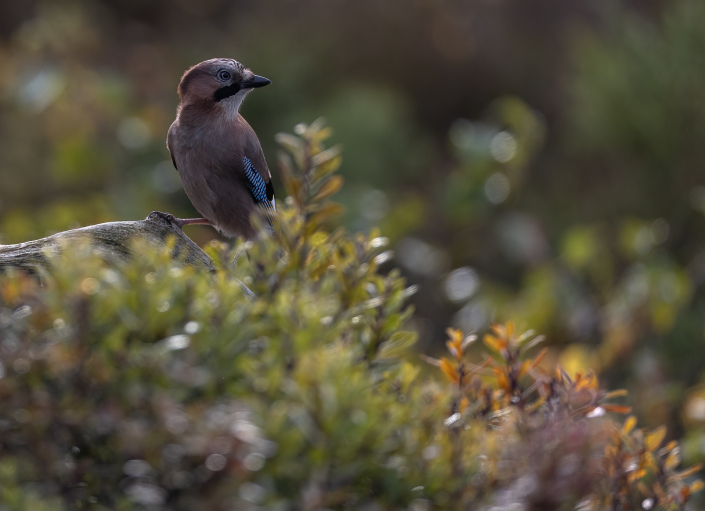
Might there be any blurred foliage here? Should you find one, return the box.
[0,122,702,510]
[5,0,705,503]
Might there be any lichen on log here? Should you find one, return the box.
[0,212,216,275]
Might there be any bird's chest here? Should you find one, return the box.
[172,121,251,219]
[175,124,241,175]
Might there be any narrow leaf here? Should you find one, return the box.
[645,426,667,452]
[312,175,344,202]
[517,360,532,379]
[677,464,703,480]
[602,405,632,414]
[665,452,680,470]
[377,331,418,359]
[530,347,548,369]
[521,334,545,352]
[493,368,510,391]
[275,132,304,153]
[439,357,460,384]
[604,389,629,399]
[420,354,441,367]
[690,480,705,493]
[311,145,341,168]
[483,334,505,353]
[622,416,637,435]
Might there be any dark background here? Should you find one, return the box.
[3,0,705,465]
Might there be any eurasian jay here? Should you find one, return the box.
[165,58,275,239]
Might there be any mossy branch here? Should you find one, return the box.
[0,211,216,275]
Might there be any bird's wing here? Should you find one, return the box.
[239,116,275,225]
[167,123,178,171]
[242,156,276,226]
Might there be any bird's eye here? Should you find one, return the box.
[217,70,231,81]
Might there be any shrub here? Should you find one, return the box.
[0,121,700,510]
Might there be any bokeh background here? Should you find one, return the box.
[2,0,705,467]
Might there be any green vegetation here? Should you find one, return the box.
[0,124,701,510]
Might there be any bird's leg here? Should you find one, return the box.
[175,217,212,228]
[150,211,212,230]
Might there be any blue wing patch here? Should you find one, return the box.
[243,157,276,224]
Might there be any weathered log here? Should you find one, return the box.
[0,212,216,275]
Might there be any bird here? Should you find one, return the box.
[164,58,275,239]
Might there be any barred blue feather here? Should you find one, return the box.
[243,156,275,225]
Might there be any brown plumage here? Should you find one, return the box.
[166,58,274,239]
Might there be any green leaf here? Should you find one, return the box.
[275,132,304,154]
[376,331,418,359]
[311,145,342,169]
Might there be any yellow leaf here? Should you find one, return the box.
[628,468,647,482]
[518,360,531,379]
[525,396,546,413]
[575,377,591,392]
[439,357,460,384]
[307,118,328,138]
[677,464,703,480]
[311,144,341,168]
[530,347,548,369]
[645,426,667,452]
[494,368,510,392]
[622,416,637,435]
[506,321,515,337]
[665,452,680,471]
[312,175,344,202]
[662,440,678,453]
[446,327,462,341]
[446,328,464,360]
[483,334,505,353]
[604,389,628,399]
[490,322,506,338]
[690,480,705,493]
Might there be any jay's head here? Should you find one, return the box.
[177,58,270,110]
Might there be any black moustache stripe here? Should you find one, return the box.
[213,83,242,102]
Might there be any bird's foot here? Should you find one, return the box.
[149,211,182,229]
[148,211,212,230]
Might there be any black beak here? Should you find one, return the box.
[241,75,271,89]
